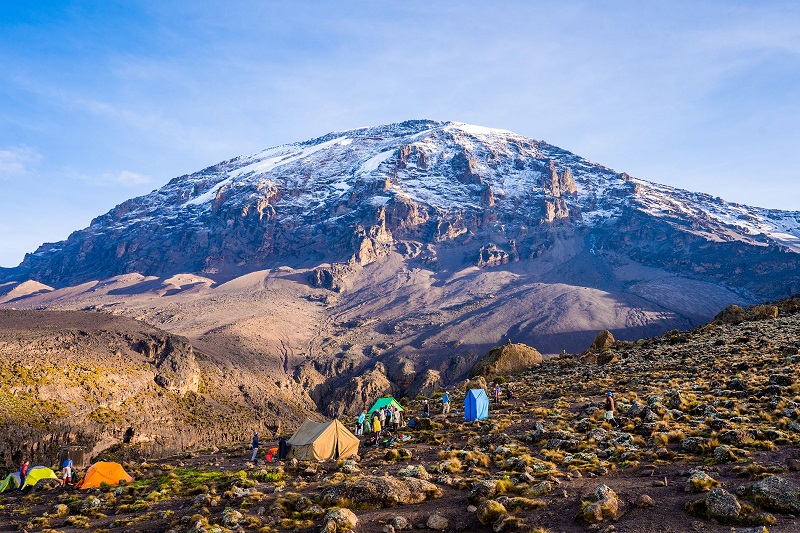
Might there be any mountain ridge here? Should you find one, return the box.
[5,119,799,291]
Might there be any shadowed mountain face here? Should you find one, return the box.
[2,120,800,413]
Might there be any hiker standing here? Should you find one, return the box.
[356,410,366,436]
[61,457,73,486]
[507,385,515,400]
[20,460,29,482]
[278,438,288,461]
[441,390,451,415]
[250,432,260,463]
[391,406,399,432]
[378,407,386,429]
[493,384,501,403]
[372,413,382,445]
[604,392,620,427]
[386,407,394,432]
[423,399,430,418]
[395,406,403,429]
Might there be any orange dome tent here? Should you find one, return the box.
[75,461,133,489]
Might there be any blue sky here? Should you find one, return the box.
[2,1,800,267]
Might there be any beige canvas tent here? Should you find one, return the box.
[286,419,359,461]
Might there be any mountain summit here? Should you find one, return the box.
[8,119,800,292]
[3,120,800,407]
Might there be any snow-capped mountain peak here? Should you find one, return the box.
[5,120,800,299]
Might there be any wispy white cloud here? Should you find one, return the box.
[111,170,153,186]
[0,146,42,177]
[68,169,154,187]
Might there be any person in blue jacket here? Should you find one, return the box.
[356,410,366,436]
[61,457,74,486]
[250,432,259,463]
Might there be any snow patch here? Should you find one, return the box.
[359,150,396,173]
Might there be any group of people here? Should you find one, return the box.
[13,456,77,492]
[356,404,405,445]
[492,383,515,402]
[250,432,288,464]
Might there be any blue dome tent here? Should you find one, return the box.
[464,388,489,421]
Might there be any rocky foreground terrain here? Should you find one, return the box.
[2,299,799,532]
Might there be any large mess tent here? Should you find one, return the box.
[287,419,359,461]
[76,461,133,489]
[368,396,405,415]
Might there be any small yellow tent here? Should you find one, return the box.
[21,467,58,490]
[287,419,360,461]
[75,461,133,489]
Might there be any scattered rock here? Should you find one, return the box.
[748,476,800,514]
[50,504,69,518]
[713,445,738,463]
[390,516,410,530]
[323,475,441,507]
[470,479,498,502]
[635,494,655,508]
[323,508,359,531]
[476,499,507,525]
[681,437,706,453]
[685,470,721,493]
[720,429,752,446]
[704,488,741,520]
[579,483,620,523]
[426,511,449,530]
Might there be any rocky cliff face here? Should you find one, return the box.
[0,310,312,470]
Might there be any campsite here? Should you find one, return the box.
[1,322,800,532]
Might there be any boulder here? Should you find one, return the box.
[323,508,359,531]
[685,470,721,493]
[476,499,507,525]
[426,511,449,530]
[720,429,752,446]
[597,350,618,365]
[589,330,616,351]
[579,483,619,523]
[713,445,737,463]
[748,476,800,514]
[322,475,440,508]
[704,488,741,520]
[390,516,410,530]
[468,341,543,379]
[680,437,706,453]
[715,305,747,324]
[470,479,498,503]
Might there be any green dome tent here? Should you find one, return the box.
[0,472,21,493]
[368,396,405,415]
[21,467,58,490]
